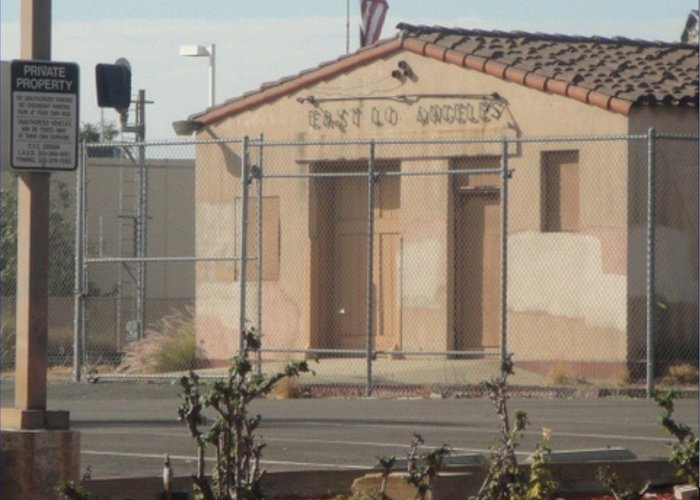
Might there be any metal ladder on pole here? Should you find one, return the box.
[117,89,149,348]
[116,161,139,350]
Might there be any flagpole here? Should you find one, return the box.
[346,0,350,53]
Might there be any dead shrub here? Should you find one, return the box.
[612,366,632,387]
[269,376,302,399]
[662,363,699,386]
[416,384,439,399]
[546,363,588,386]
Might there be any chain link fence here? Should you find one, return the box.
[1,170,78,369]
[2,132,697,397]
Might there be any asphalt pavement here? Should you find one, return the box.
[1,379,697,479]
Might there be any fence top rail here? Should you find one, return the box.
[80,132,700,150]
[84,255,249,264]
[248,134,654,148]
[83,138,244,149]
[654,133,700,141]
[260,166,505,180]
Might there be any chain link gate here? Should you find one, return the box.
[64,132,698,397]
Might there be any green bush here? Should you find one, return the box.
[655,390,699,485]
[1,176,79,297]
[1,314,15,371]
[472,356,557,500]
[178,326,313,499]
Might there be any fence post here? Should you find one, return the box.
[500,139,510,367]
[256,134,264,374]
[135,90,147,340]
[238,137,251,354]
[81,159,89,371]
[646,128,656,399]
[365,141,376,397]
[72,143,86,382]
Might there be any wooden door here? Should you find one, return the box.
[454,173,501,350]
[329,166,400,351]
[373,173,401,350]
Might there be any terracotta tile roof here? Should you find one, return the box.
[192,24,698,125]
[397,23,699,113]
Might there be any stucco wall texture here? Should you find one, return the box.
[192,51,698,372]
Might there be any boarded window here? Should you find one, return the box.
[541,151,579,232]
[235,196,280,281]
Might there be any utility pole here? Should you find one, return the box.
[0,1,80,497]
[4,0,67,430]
[120,90,148,340]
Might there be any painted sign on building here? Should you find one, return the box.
[305,97,508,133]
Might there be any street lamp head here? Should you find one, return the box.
[172,119,203,136]
[179,44,210,57]
[179,43,216,107]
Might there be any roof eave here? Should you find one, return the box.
[191,29,654,127]
[193,38,404,127]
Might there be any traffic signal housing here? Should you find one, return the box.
[95,59,131,114]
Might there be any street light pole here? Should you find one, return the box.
[346,0,350,54]
[207,43,215,108]
[180,43,216,107]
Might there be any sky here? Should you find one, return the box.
[1,0,698,141]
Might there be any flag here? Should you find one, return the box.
[360,0,389,47]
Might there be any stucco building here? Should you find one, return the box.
[184,25,699,377]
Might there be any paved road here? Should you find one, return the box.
[1,380,697,478]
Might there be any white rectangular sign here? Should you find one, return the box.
[10,60,79,171]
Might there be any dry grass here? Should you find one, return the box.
[268,376,302,399]
[416,384,438,399]
[546,363,589,386]
[117,306,195,374]
[388,344,405,360]
[611,366,632,387]
[661,363,699,386]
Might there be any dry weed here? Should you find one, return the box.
[662,363,699,386]
[416,384,438,399]
[546,363,588,386]
[268,376,302,399]
[611,366,631,387]
[388,344,405,360]
[117,305,195,374]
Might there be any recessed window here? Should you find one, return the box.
[541,150,579,232]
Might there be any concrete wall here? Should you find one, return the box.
[193,50,697,370]
[1,157,196,300]
[0,429,80,500]
[82,157,196,300]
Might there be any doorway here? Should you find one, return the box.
[453,158,502,350]
[312,161,401,351]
